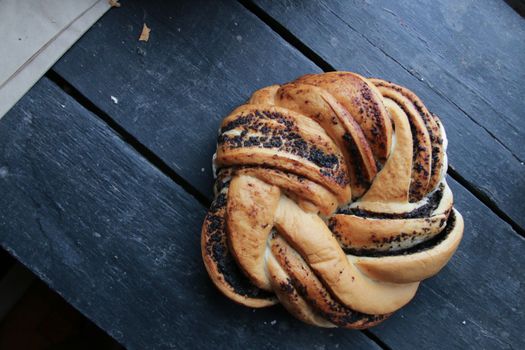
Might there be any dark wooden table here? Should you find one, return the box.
[1,1,524,349]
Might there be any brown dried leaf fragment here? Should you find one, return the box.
[108,0,121,7]
[139,23,151,42]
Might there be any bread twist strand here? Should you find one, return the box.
[201,72,464,329]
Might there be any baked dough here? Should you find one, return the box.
[201,72,463,328]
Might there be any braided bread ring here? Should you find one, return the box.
[201,72,464,329]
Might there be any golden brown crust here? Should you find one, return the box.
[371,79,445,194]
[249,85,279,105]
[353,209,464,283]
[267,252,335,328]
[201,189,278,307]
[274,196,419,315]
[295,72,393,163]
[359,99,412,203]
[236,167,338,216]
[270,234,390,329]
[227,175,280,290]
[330,213,448,252]
[201,71,464,329]
[216,104,351,203]
[382,92,431,201]
[273,83,377,198]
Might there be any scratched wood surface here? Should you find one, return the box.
[1,78,523,350]
[251,0,525,230]
[53,0,320,199]
[0,78,380,350]
[0,0,524,349]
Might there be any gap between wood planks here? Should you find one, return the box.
[45,71,209,210]
[43,71,393,350]
[46,38,520,346]
[237,0,525,238]
[505,0,525,17]
[42,70,384,350]
[319,2,522,164]
[44,8,520,343]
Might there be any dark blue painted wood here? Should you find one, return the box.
[251,0,525,230]
[0,78,379,350]
[370,178,525,350]
[52,0,320,200]
[1,78,523,350]
[0,0,522,349]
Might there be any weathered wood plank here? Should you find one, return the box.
[3,1,522,348]
[0,78,378,350]
[52,0,320,199]
[315,0,525,158]
[53,0,525,230]
[2,78,524,349]
[250,0,525,230]
[370,177,525,350]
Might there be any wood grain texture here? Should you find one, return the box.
[251,0,525,230]
[52,0,320,199]
[0,78,378,350]
[370,177,525,350]
[318,0,525,158]
[1,79,524,349]
[1,1,523,349]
